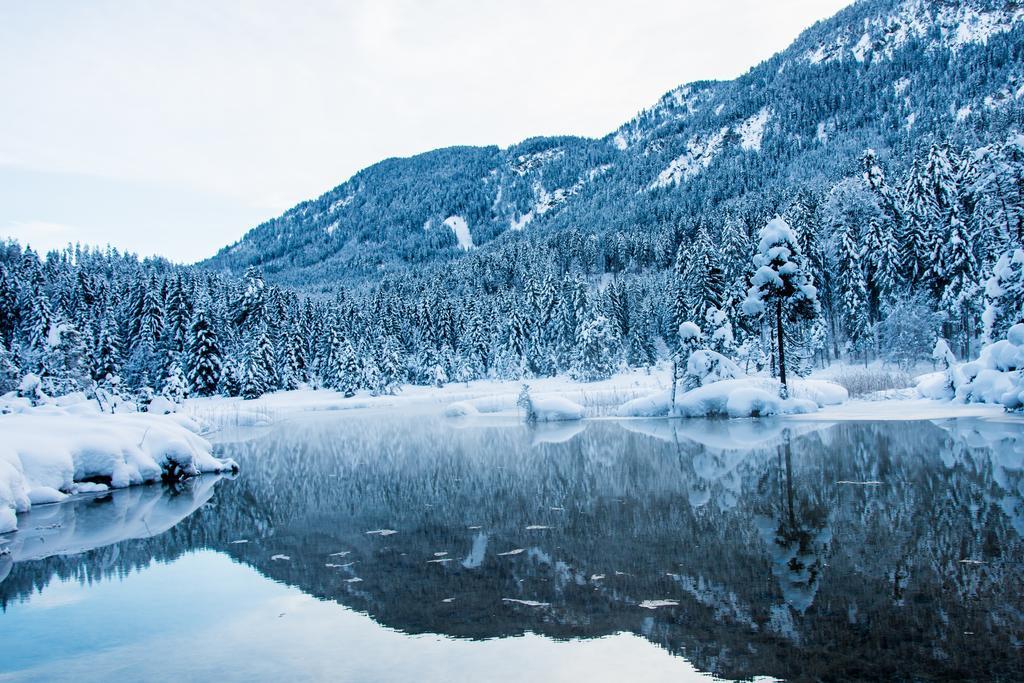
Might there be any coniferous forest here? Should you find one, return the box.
[1,138,1022,407]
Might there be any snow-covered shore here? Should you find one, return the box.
[6,361,1021,535]
[182,362,1024,431]
[0,400,237,534]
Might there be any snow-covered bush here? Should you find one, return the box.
[684,350,742,389]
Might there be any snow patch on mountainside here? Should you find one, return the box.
[511,148,564,176]
[328,193,355,213]
[443,216,474,250]
[940,3,1024,48]
[510,211,534,231]
[737,108,772,152]
[650,127,729,189]
[984,75,1024,110]
[802,0,1024,67]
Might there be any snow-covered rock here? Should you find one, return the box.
[0,405,237,533]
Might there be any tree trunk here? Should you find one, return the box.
[776,301,788,398]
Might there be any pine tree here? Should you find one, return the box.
[379,337,405,393]
[93,322,121,382]
[571,312,619,381]
[161,362,188,403]
[938,208,981,357]
[242,327,277,400]
[864,216,901,316]
[335,338,361,397]
[838,223,871,360]
[186,309,222,396]
[742,217,819,396]
[982,248,1024,343]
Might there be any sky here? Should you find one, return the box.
[0,0,854,264]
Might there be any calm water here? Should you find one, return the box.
[2,413,1023,682]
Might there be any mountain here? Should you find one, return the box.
[202,0,1024,291]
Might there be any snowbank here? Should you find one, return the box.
[617,378,845,419]
[917,324,1024,411]
[0,406,237,533]
[528,396,585,422]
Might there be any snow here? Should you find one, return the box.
[737,108,771,152]
[510,147,564,176]
[443,216,473,250]
[617,378,844,419]
[0,401,237,533]
[328,193,355,213]
[649,127,729,189]
[502,598,549,607]
[816,121,829,145]
[509,211,533,231]
[801,1,1023,67]
[955,105,972,122]
[852,32,873,62]
[917,324,1024,411]
[528,396,584,422]
[639,600,679,609]
[893,77,911,95]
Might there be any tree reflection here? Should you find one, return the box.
[2,415,1022,681]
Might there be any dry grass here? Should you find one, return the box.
[829,367,913,398]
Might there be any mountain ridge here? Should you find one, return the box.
[204,0,1024,291]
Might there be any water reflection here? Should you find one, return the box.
[2,415,1023,681]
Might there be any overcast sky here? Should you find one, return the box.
[0,0,853,263]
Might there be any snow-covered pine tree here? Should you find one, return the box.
[335,338,361,397]
[242,326,277,400]
[838,221,871,362]
[704,306,735,356]
[864,216,901,316]
[982,248,1024,344]
[186,309,222,396]
[938,207,981,358]
[570,312,618,382]
[234,266,266,331]
[742,216,819,396]
[901,158,935,286]
[161,361,188,404]
[221,357,242,397]
[93,321,121,382]
[376,335,403,395]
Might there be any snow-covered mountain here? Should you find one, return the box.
[205,0,1023,289]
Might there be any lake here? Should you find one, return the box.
[2,413,1022,682]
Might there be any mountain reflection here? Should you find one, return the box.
[3,415,1023,682]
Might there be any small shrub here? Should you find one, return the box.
[830,368,912,397]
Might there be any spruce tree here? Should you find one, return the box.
[570,312,618,382]
[186,309,222,396]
